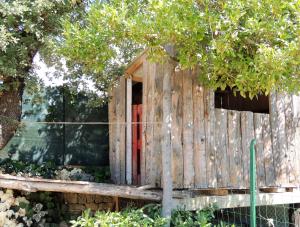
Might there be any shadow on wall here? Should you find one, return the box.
[0,86,109,166]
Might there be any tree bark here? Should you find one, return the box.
[0,78,24,149]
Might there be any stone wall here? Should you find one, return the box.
[62,193,115,215]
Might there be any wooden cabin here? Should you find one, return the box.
[109,51,300,191]
[2,51,300,218]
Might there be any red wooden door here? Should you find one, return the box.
[132,104,142,185]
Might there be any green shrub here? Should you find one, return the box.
[83,166,111,183]
[0,159,57,178]
[70,205,166,227]
[171,207,215,227]
[70,204,235,227]
[0,158,110,182]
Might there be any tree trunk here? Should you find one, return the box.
[0,78,24,149]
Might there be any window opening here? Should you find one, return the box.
[214,87,269,113]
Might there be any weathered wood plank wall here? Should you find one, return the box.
[182,69,195,188]
[193,74,206,188]
[109,59,300,188]
[292,95,300,185]
[227,111,242,188]
[142,62,300,188]
[204,89,217,188]
[145,61,155,186]
[262,114,275,186]
[153,63,163,186]
[108,77,126,184]
[271,92,289,185]
[141,62,148,185]
[241,111,254,188]
[215,109,229,188]
[108,88,116,182]
[143,62,164,187]
[171,70,184,188]
[254,113,266,187]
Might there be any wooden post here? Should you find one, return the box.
[0,124,2,148]
[126,78,132,184]
[161,59,174,225]
[114,197,120,212]
[292,204,300,227]
[294,210,300,227]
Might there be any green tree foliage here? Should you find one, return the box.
[0,0,84,82]
[0,0,87,149]
[61,0,300,97]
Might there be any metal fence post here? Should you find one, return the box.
[250,139,257,227]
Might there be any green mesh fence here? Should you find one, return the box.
[210,139,300,227]
[0,86,109,166]
[214,203,300,226]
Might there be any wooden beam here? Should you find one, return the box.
[294,207,300,226]
[114,197,120,211]
[173,191,300,210]
[0,174,162,201]
[0,125,2,149]
[108,88,117,182]
[120,78,127,184]
[145,62,155,185]
[3,174,300,211]
[114,77,126,184]
[126,78,132,184]
[152,63,164,186]
[131,76,143,83]
[161,60,174,220]
[141,62,148,185]
[125,75,143,83]
[125,50,147,76]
